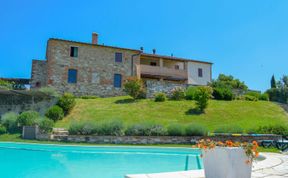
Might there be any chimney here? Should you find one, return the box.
[152,49,156,54]
[92,32,98,44]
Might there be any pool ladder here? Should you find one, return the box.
[185,155,201,170]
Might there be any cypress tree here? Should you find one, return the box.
[271,75,277,88]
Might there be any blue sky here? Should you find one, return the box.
[0,0,287,91]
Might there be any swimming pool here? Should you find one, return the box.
[0,142,202,178]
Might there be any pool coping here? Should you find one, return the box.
[0,141,199,150]
[125,153,288,178]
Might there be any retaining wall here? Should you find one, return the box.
[36,134,281,144]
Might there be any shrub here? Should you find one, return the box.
[123,78,146,100]
[45,105,64,121]
[214,125,244,134]
[212,87,233,100]
[100,120,124,136]
[167,124,184,136]
[170,87,186,100]
[1,112,19,133]
[68,122,84,135]
[39,87,59,97]
[125,122,167,136]
[80,95,98,99]
[243,95,258,101]
[185,124,207,136]
[154,92,166,102]
[259,93,269,101]
[136,89,147,99]
[57,93,76,115]
[185,87,198,100]
[245,91,261,100]
[0,80,14,90]
[17,111,40,127]
[194,86,213,112]
[39,118,54,133]
[256,125,288,135]
[0,125,7,134]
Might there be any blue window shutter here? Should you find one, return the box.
[114,74,122,88]
[115,52,122,62]
[68,69,77,83]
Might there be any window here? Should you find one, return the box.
[70,47,78,57]
[198,68,203,77]
[175,65,180,70]
[150,62,157,66]
[68,69,77,83]
[115,52,122,62]
[114,74,122,88]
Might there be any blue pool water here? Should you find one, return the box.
[0,142,202,178]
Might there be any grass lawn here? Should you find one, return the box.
[56,96,288,132]
[0,134,281,153]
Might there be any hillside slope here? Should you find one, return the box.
[56,96,288,131]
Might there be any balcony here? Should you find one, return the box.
[136,64,188,81]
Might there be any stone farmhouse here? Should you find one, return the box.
[31,33,212,97]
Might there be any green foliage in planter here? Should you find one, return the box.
[170,87,186,100]
[17,111,40,127]
[167,123,184,136]
[154,92,166,102]
[45,105,64,121]
[0,125,7,134]
[1,112,20,133]
[39,118,54,133]
[185,124,207,136]
[57,93,76,115]
[185,87,198,100]
[125,122,167,136]
[214,125,244,134]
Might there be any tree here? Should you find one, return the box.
[194,86,213,112]
[210,74,248,90]
[123,78,145,100]
[271,75,277,88]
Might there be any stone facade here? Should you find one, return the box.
[145,79,188,98]
[30,35,213,97]
[31,39,141,97]
[31,60,47,88]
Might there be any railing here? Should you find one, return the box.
[139,64,188,79]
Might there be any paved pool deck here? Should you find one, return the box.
[126,153,288,178]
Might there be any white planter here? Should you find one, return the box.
[203,147,252,178]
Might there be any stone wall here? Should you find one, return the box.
[36,134,281,144]
[145,79,188,98]
[45,39,141,97]
[30,60,47,88]
[0,90,57,116]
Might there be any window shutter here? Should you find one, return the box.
[114,74,122,88]
[115,52,122,62]
[68,69,77,83]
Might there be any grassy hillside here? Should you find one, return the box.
[56,96,288,131]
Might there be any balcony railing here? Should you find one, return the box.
[137,64,187,80]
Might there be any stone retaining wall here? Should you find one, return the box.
[36,135,281,144]
[145,80,188,98]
